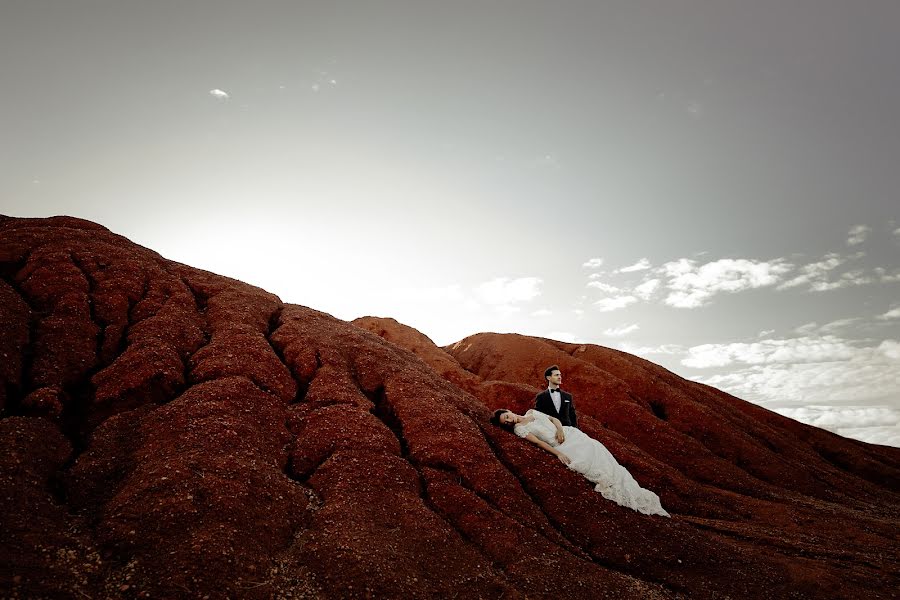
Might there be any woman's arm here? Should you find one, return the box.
[548,417,566,444]
[524,433,571,465]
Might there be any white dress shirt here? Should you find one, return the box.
[549,387,562,412]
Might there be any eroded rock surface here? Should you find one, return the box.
[2,216,898,598]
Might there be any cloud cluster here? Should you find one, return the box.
[586,281,621,293]
[847,224,871,246]
[879,305,900,320]
[604,323,639,337]
[661,258,791,308]
[209,88,230,100]
[582,222,897,312]
[773,405,900,447]
[594,295,638,312]
[777,253,844,290]
[682,335,860,368]
[688,337,900,409]
[616,258,651,273]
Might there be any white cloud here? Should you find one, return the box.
[757,329,776,338]
[662,258,791,308]
[818,317,862,333]
[311,83,321,92]
[583,258,604,269]
[594,295,638,312]
[475,277,542,306]
[530,308,553,317]
[773,405,900,447]
[878,306,900,320]
[633,278,661,300]
[586,281,621,293]
[682,335,860,369]
[877,268,900,283]
[688,338,900,444]
[778,253,844,290]
[604,323,639,337]
[809,269,874,291]
[209,88,230,100]
[617,258,651,273]
[847,224,871,246]
[793,322,819,335]
[879,340,900,359]
[893,227,900,239]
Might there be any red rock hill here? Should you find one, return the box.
[2,216,898,599]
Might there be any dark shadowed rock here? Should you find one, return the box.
[1,216,898,598]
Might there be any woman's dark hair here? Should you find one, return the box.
[544,364,560,379]
[490,408,515,432]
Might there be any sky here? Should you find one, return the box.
[2,1,899,446]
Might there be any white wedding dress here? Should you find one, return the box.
[514,410,670,517]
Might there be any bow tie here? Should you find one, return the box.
[550,389,561,394]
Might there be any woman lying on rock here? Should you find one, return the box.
[490,408,670,517]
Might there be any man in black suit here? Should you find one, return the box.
[534,364,578,428]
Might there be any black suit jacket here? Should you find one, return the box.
[534,389,578,428]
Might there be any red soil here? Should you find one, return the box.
[1,216,898,598]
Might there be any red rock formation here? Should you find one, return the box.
[1,216,898,598]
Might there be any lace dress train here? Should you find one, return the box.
[515,409,669,517]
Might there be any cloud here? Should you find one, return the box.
[474,277,542,307]
[633,278,661,300]
[583,258,604,269]
[682,335,860,368]
[817,317,862,334]
[877,268,900,283]
[879,340,900,359]
[587,281,621,293]
[617,258,651,273]
[662,258,791,308]
[777,253,845,290]
[687,338,900,434]
[209,88,230,100]
[530,308,553,317]
[594,295,638,312]
[809,269,874,291]
[604,323,639,337]
[773,405,900,447]
[878,305,900,320]
[847,224,871,246]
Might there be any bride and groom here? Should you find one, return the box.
[490,365,670,517]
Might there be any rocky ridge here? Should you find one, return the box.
[1,216,898,598]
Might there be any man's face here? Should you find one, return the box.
[548,370,562,387]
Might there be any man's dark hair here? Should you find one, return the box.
[544,365,560,379]
[490,408,515,432]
